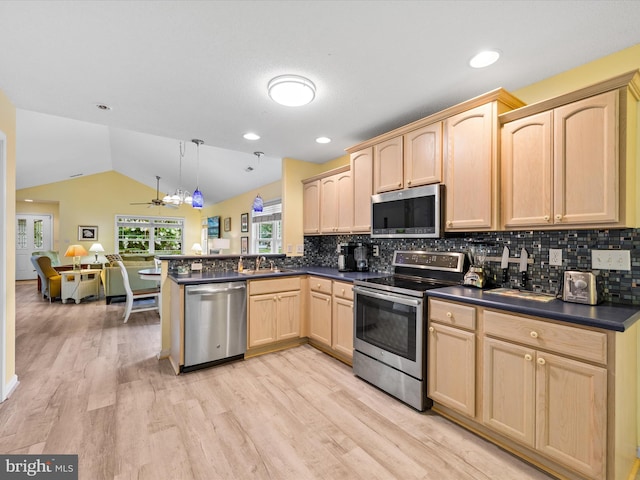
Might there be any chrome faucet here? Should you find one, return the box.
[256,256,267,271]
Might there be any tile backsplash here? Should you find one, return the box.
[304,228,640,306]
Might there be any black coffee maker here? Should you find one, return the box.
[338,242,369,272]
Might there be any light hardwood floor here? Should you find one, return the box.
[1,280,555,480]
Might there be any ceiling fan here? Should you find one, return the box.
[130,175,177,208]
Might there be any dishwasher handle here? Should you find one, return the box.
[187,284,246,295]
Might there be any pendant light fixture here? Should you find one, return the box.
[191,139,204,209]
[252,194,263,213]
[163,141,192,205]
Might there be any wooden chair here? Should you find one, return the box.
[116,261,160,323]
[34,255,61,302]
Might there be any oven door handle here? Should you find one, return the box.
[353,286,422,307]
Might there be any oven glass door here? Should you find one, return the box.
[353,286,424,379]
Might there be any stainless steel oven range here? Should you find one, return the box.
[353,251,467,411]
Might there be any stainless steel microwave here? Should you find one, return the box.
[371,184,443,238]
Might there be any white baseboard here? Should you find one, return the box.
[157,349,171,360]
[1,374,19,402]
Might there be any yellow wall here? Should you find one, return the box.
[0,88,17,395]
[200,180,282,255]
[17,171,202,262]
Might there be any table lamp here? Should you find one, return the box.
[64,244,89,270]
[89,242,105,263]
[191,243,203,255]
[210,238,230,254]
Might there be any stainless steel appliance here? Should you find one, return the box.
[371,184,443,238]
[338,243,356,272]
[353,251,467,411]
[562,271,603,305]
[183,281,247,372]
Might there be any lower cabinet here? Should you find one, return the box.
[248,277,301,349]
[427,297,633,480]
[308,276,354,363]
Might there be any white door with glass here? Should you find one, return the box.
[16,214,53,280]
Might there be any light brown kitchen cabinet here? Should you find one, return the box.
[502,91,618,228]
[427,299,476,417]
[500,70,640,230]
[320,168,352,234]
[373,135,403,193]
[350,147,373,233]
[331,281,353,359]
[308,277,332,346]
[403,122,442,187]
[443,102,496,231]
[248,277,301,349]
[302,179,320,234]
[483,309,607,480]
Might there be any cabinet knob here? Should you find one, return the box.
[407,180,411,186]
[278,295,282,301]
[326,298,330,303]
[273,296,277,302]
[429,326,434,332]
[341,289,345,295]
[397,182,402,187]
[555,214,562,221]
[530,331,539,339]
[446,312,453,318]
[446,220,452,227]
[524,354,532,361]
[537,357,546,365]
[544,215,550,222]
[317,284,321,288]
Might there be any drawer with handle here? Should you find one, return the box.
[429,299,476,330]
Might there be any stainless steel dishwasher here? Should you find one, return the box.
[183,281,247,372]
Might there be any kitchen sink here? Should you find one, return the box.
[239,268,297,275]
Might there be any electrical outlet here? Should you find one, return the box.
[549,248,562,266]
[296,244,304,254]
[191,262,202,271]
[287,244,293,253]
[591,249,631,270]
[372,245,380,257]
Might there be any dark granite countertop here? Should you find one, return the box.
[168,267,387,285]
[427,285,640,332]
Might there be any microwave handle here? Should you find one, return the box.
[353,286,421,307]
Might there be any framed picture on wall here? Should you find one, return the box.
[207,216,220,238]
[241,236,248,254]
[224,217,231,232]
[78,225,98,241]
[241,212,249,232]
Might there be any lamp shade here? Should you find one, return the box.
[191,243,203,254]
[89,243,104,253]
[252,194,263,213]
[192,188,204,209]
[64,245,89,258]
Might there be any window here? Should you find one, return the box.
[116,215,184,255]
[251,200,282,254]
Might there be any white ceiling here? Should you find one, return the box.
[1,1,639,205]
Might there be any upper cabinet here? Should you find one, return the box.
[501,71,640,230]
[350,147,373,233]
[302,165,353,236]
[373,136,403,193]
[302,179,320,234]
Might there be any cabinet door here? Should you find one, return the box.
[553,90,618,225]
[335,170,353,233]
[276,290,300,341]
[303,180,320,234]
[535,351,607,480]
[248,293,277,347]
[444,103,495,231]
[332,297,353,359]
[320,175,338,233]
[483,337,536,447]
[404,122,442,187]
[309,291,332,346]
[428,322,476,417]
[501,111,553,228]
[351,147,373,232]
[373,136,403,193]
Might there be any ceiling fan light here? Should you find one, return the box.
[184,195,193,205]
[162,193,172,203]
[192,188,204,209]
[268,75,316,107]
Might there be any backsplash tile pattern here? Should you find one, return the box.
[304,228,640,306]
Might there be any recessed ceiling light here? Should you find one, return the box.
[316,137,331,144]
[469,50,501,68]
[243,132,260,140]
[24,199,33,202]
[268,74,316,107]
[96,103,112,111]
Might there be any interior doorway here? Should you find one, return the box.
[15,214,53,280]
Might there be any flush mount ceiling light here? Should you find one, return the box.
[268,74,316,107]
[243,132,260,140]
[315,137,331,144]
[469,50,501,68]
[96,103,112,111]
